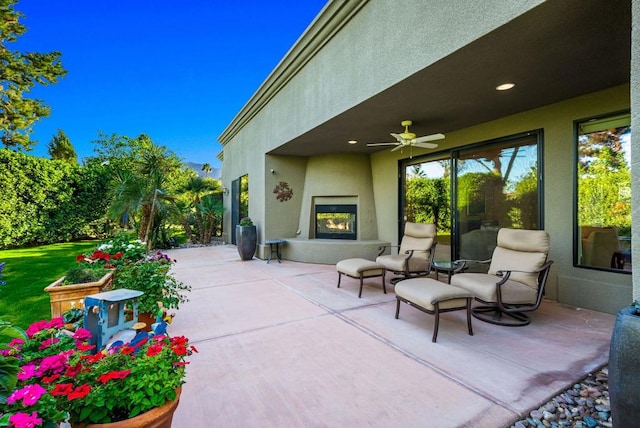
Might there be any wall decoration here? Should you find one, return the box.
[273,181,293,202]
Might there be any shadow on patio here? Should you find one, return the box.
[165,245,614,428]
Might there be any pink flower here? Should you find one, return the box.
[38,337,60,350]
[73,328,92,341]
[7,384,46,406]
[8,338,25,348]
[39,353,70,375]
[17,363,37,381]
[8,411,42,428]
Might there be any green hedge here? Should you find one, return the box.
[0,149,112,248]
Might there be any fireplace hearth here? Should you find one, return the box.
[315,204,357,240]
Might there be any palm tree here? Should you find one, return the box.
[201,163,212,178]
[107,135,181,249]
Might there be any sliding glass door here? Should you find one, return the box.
[455,133,541,261]
[401,131,542,261]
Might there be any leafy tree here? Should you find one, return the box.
[0,0,67,151]
[99,134,187,249]
[577,127,631,235]
[47,129,77,163]
[405,176,450,232]
[179,176,222,243]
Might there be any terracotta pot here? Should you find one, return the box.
[71,387,181,428]
[44,271,114,318]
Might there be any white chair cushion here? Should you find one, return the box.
[450,273,537,304]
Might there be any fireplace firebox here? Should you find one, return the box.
[315,204,357,240]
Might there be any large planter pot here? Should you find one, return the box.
[71,387,181,428]
[44,271,114,318]
[236,225,257,260]
[609,305,640,427]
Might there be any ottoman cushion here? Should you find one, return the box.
[336,258,385,277]
[395,278,473,311]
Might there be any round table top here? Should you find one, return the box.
[264,239,285,244]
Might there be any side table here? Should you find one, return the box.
[432,261,464,284]
[264,239,285,263]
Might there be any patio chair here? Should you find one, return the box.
[450,228,553,327]
[376,222,437,284]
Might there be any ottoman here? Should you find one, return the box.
[336,258,386,298]
[395,278,474,342]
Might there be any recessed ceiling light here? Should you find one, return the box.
[496,82,516,91]
[348,140,358,144]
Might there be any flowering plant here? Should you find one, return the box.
[112,251,191,314]
[0,317,196,427]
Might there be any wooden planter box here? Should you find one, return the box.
[44,270,115,318]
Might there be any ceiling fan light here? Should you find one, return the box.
[496,82,516,91]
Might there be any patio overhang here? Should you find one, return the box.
[246,0,630,157]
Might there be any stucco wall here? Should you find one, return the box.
[372,85,632,314]
[221,0,544,239]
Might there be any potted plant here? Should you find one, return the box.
[111,251,191,328]
[236,217,257,260]
[0,316,196,427]
[609,300,640,426]
[44,235,149,319]
[44,252,117,319]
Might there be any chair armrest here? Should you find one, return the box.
[495,260,554,277]
[377,245,399,256]
[452,259,491,270]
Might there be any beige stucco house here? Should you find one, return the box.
[217,0,639,315]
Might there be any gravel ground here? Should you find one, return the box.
[509,366,610,427]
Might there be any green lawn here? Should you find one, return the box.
[0,241,99,328]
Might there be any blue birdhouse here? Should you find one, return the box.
[83,289,144,353]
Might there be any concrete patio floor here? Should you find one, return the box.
[165,245,615,428]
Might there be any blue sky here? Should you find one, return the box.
[13,0,327,167]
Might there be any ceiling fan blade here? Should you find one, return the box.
[412,142,439,149]
[390,133,405,143]
[390,145,403,152]
[366,142,400,147]
[413,133,445,143]
[411,134,444,143]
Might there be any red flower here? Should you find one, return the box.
[173,361,190,367]
[97,370,131,384]
[64,363,82,378]
[50,383,74,396]
[120,346,135,355]
[146,345,163,357]
[42,374,61,383]
[80,353,104,364]
[171,344,187,356]
[113,252,124,260]
[191,345,199,354]
[76,343,96,352]
[68,384,91,400]
[76,254,86,262]
[73,328,92,341]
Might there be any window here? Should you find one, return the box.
[455,132,541,261]
[402,156,452,257]
[576,112,631,272]
[400,131,542,261]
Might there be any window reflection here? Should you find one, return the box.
[457,134,540,261]
[576,112,631,272]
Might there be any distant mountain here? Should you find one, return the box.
[186,162,221,179]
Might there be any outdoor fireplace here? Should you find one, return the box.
[315,204,357,240]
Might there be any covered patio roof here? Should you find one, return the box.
[251,0,630,157]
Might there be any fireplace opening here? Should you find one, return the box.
[315,204,357,240]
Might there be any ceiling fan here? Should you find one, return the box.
[367,120,445,152]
